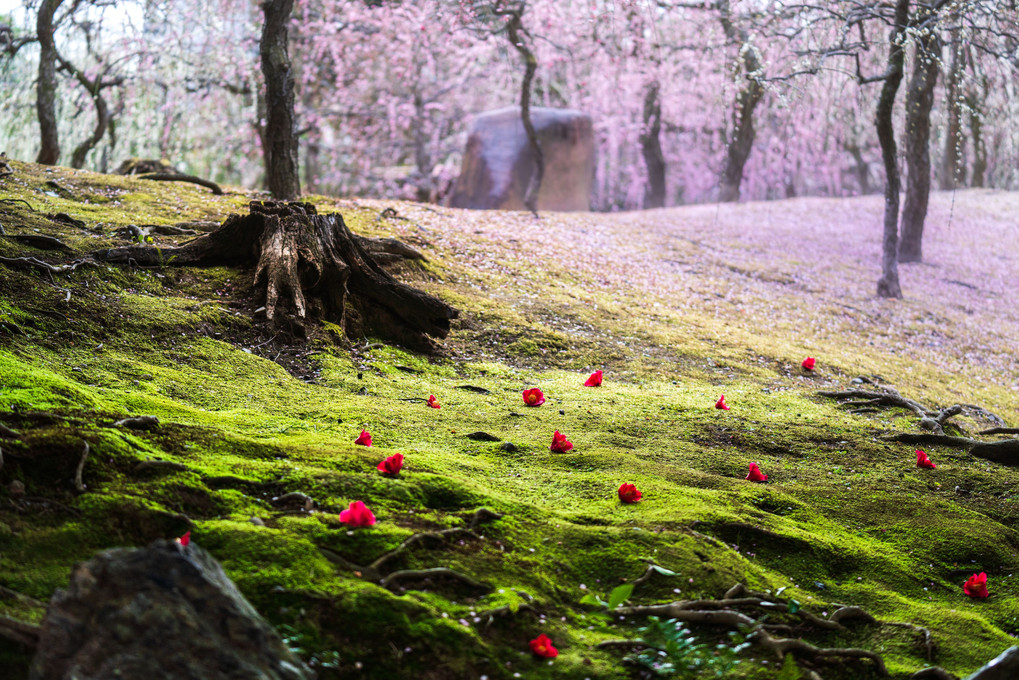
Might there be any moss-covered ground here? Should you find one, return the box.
[1,160,1017,679]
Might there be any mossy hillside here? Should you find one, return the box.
[1,161,1018,678]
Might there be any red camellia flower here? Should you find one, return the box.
[427,395,441,409]
[618,483,642,503]
[746,462,768,482]
[715,394,730,410]
[339,501,376,528]
[529,633,558,659]
[916,449,937,469]
[584,370,603,387]
[802,357,816,371]
[177,530,191,547]
[354,429,373,447]
[963,572,989,599]
[550,430,573,453]
[523,388,546,407]
[377,453,404,476]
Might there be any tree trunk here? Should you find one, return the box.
[939,35,965,190]
[717,2,765,203]
[899,30,940,263]
[35,0,63,166]
[505,12,543,215]
[57,54,120,170]
[259,0,301,201]
[874,0,910,299]
[95,202,457,350]
[968,92,987,187]
[641,81,666,209]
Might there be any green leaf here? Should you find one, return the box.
[651,565,680,577]
[580,593,605,607]
[607,583,634,609]
[787,599,801,614]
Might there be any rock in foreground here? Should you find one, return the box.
[29,540,312,680]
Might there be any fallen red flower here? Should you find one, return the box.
[354,429,373,447]
[963,572,989,598]
[339,501,376,528]
[715,394,730,410]
[584,370,603,387]
[177,530,191,547]
[427,395,441,409]
[523,388,545,407]
[916,449,937,469]
[746,462,768,482]
[802,357,816,371]
[529,633,558,659]
[550,430,573,453]
[377,453,404,476]
[618,483,642,503]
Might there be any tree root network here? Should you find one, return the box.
[819,386,1019,465]
[317,507,502,594]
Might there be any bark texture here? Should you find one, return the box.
[259,0,301,200]
[35,0,63,166]
[874,0,910,299]
[899,30,941,263]
[95,202,457,350]
[641,81,666,209]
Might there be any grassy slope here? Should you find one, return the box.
[1,160,1017,679]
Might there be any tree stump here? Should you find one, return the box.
[95,201,457,349]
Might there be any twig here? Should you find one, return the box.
[74,441,90,492]
[0,198,35,211]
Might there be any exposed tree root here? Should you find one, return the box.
[317,507,502,594]
[112,415,160,431]
[381,568,492,594]
[115,224,198,240]
[608,582,895,678]
[0,255,96,281]
[132,459,188,475]
[0,423,20,438]
[73,441,89,493]
[909,667,957,680]
[1,232,69,250]
[0,615,40,649]
[137,172,224,195]
[820,385,1019,465]
[94,201,458,349]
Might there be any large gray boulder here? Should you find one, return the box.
[29,540,312,680]
[965,646,1019,680]
[447,106,595,212]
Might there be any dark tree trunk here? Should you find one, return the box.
[845,143,871,195]
[95,202,457,350]
[899,30,941,263]
[874,0,910,299]
[641,81,666,209]
[717,1,765,203]
[35,0,63,166]
[259,0,301,201]
[57,54,120,170]
[939,36,965,190]
[505,12,543,215]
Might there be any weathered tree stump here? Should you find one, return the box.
[95,201,457,349]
